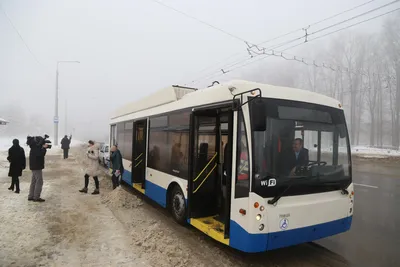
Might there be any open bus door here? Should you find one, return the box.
[131,119,147,193]
[188,105,233,241]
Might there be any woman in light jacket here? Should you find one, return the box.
[79,140,101,195]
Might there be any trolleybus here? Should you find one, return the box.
[109,80,354,253]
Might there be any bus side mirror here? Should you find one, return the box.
[251,100,266,132]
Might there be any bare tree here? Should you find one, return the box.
[383,14,400,148]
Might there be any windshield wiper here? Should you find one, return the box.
[266,175,320,205]
[267,184,292,205]
[317,181,349,195]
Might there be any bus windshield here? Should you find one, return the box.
[250,98,351,198]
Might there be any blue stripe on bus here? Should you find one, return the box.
[230,216,352,253]
[145,180,167,208]
[121,170,186,209]
[122,170,132,185]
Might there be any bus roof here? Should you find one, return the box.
[110,80,342,123]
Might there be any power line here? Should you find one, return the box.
[185,0,379,84]
[258,0,378,46]
[186,36,306,85]
[309,0,378,26]
[250,48,396,78]
[148,0,249,43]
[0,3,42,66]
[310,0,400,36]
[309,7,400,42]
[195,7,400,85]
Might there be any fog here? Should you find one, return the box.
[0,0,398,146]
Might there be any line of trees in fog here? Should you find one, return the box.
[249,14,400,149]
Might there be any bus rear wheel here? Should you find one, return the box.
[171,186,186,225]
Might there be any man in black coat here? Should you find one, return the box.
[282,138,309,176]
[28,140,48,202]
[61,135,72,159]
[7,139,26,194]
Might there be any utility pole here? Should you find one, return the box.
[54,67,59,145]
[65,99,68,134]
[54,61,80,146]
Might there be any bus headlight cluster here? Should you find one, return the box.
[256,214,262,221]
[259,224,264,231]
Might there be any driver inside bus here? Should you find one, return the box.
[283,138,309,176]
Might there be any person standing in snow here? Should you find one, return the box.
[27,139,48,202]
[61,135,72,159]
[79,140,101,195]
[110,145,124,189]
[7,139,26,194]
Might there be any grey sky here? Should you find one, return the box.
[0,0,388,141]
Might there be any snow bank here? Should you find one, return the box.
[351,146,400,159]
[101,186,144,209]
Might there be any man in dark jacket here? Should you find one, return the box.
[110,145,124,189]
[61,135,72,159]
[7,139,26,194]
[284,138,309,176]
[28,141,48,202]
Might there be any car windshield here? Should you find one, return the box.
[250,98,351,198]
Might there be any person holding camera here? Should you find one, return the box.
[7,139,26,194]
[28,140,48,202]
[79,140,100,195]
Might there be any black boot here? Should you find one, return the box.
[79,187,88,193]
[91,189,99,195]
[8,186,14,191]
[15,178,20,194]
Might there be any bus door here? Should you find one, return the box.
[189,107,233,236]
[132,119,147,188]
[190,112,219,218]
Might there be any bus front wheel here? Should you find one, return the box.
[171,186,186,225]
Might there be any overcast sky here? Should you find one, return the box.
[0,0,390,142]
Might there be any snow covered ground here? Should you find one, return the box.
[0,141,351,266]
[351,146,400,158]
[0,144,148,266]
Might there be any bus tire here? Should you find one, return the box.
[170,186,186,225]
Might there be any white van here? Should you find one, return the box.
[99,144,110,167]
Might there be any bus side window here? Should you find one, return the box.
[235,113,250,198]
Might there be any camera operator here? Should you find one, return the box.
[27,137,49,202]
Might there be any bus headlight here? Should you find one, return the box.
[260,206,265,211]
[259,224,264,231]
[256,214,262,221]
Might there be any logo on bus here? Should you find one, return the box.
[279,218,289,230]
[260,178,277,187]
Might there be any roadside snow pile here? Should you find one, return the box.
[352,146,400,158]
[101,186,144,209]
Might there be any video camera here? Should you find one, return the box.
[26,134,52,149]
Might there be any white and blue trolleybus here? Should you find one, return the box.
[109,80,354,253]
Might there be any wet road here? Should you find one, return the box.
[317,159,400,267]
